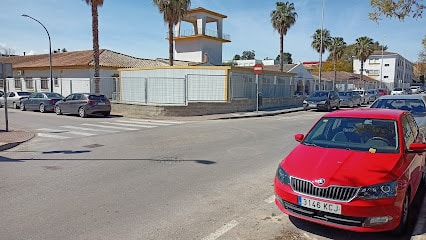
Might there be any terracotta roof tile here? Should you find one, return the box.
[0,49,193,69]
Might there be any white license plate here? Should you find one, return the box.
[298,196,342,214]
[97,102,105,105]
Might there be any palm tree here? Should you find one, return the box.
[354,36,374,89]
[153,0,191,66]
[270,1,297,72]
[311,28,331,90]
[311,29,332,54]
[83,0,104,94]
[329,37,346,89]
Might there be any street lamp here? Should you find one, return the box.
[22,14,53,92]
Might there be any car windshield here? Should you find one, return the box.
[311,91,328,97]
[88,95,108,101]
[302,117,399,153]
[370,99,426,114]
[393,88,402,91]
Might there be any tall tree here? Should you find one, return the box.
[276,52,293,64]
[311,29,332,55]
[84,0,103,94]
[369,0,424,21]
[354,36,375,88]
[241,50,255,60]
[270,1,297,72]
[329,37,346,89]
[153,0,191,66]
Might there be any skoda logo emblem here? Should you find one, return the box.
[314,178,326,185]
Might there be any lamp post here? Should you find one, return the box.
[22,14,53,92]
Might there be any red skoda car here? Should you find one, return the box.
[274,108,426,234]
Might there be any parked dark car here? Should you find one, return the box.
[303,90,340,111]
[338,91,362,108]
[55,93,111,118]
[20,92,63,113]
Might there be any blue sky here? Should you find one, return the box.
[1,0,425,63]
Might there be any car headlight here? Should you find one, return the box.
[358,181,397,199]
[276,165,290,185]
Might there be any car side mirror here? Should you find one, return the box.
[408,142,426,153]
[294,134,304,142]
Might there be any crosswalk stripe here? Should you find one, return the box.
[115,120,171,126]
[125,118,185,124]
[81,123,138,131]
[61,125,119,133]
[99,122,157,128]
[37,128,97,136]
[37,133,71,139]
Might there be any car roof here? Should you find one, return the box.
[323,108,405,120]
[377,94,426,100]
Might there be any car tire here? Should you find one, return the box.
[20,103,26,111]
[326,104,331,112]
[102,111,110,117]
[336,102,340,110]
[392,192,410,235]
[55,106,62,115]
[13,102,19,109]
[39,104,45,113]
[78,107,87,118]
[349,101,354,108]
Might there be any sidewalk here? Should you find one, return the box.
[1,106,425,239]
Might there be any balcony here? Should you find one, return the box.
[171,28,231,41]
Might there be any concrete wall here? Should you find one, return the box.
[111,96,304,117]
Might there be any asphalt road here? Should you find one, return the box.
[0,109,422,240]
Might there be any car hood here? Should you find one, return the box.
[306,96,327,102]
[281,145,402,187]
[339,96,351,100]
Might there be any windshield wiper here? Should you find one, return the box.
[303,142,319,147]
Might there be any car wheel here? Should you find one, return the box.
[78,107,87,118]
[39,104,46,113]
[20,103,26,111]
[13,102,19,109]
[102,111,110,117]
[349,101,354,108]
[55,105,62,115]
[336,102,340,110]
[392,192,410,235]
[326,104,331,112]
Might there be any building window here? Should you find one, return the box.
[384,76,389,79]
[385,64,389,67]
[25,77,33,89]
[41,77,49,90]
[54,77,59,87]
[15,78,22,89]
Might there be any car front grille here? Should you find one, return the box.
[277,198,366,227]
[290,178,359,202]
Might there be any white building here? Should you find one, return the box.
[353,51,414,90]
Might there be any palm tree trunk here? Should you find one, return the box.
[360,62,364,90]
[91,2,100,93]
[280,33,284,72]
[168,22,174,66]
[333,55,336,91]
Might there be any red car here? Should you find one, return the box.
[274,108,426,234]
[377,88,388,96]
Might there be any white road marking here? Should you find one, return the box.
[37,133,71,139]
[61,125,119,133]
[264,195,276,204]
[81,123,138,131]
[115,120,172,126]
[37,128,96,136]
[201,220,239,240]
[99,122,157,128]
[126,118,185,124]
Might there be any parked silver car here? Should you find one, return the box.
[55,93,111,118]
[0,91,32,109]
[352,89,369,104]
[20,92,63,113]
[338,91,362,108]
